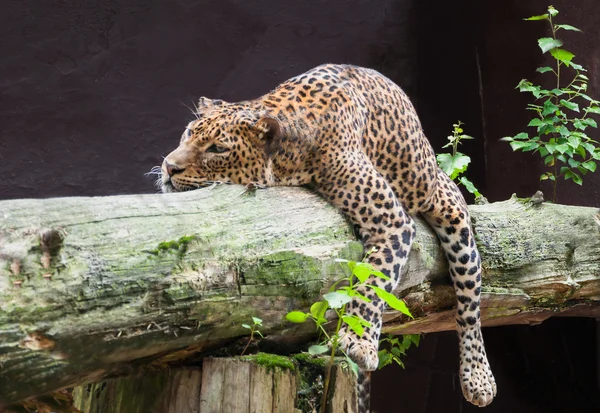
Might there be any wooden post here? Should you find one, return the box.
[71,356,358,413]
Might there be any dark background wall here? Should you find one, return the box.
[1,0,598,411]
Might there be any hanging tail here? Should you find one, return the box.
[357,370,371,413]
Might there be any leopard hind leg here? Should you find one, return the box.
[420,170,497,407]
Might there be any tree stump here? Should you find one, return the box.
[71,356,357,413]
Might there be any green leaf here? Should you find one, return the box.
[286,311,309,323]
[560,99,580,112]
[371,270,391,280]
[582,142,597,154]
[547,6,559,17]
[509,141,535,151]
[408,334,420,347]
[459,177,481,197]
[555,24,581,32]
[501,132,528,142]
[514,132,529,140]
[556,144,570,154]
[310,301,328,320]
[545,142,557,154]
[528,118,545,127]
[524,13,548,21]
[569,131,588,139]
[252,317,263,325]
[572,173,583,185]
[378,350,393,369]
[516,79,537,93]
[567,135,582,148]
[573,119,586,130]
[242,324,251,329]
[570,62,586,71]
[568,158,581,168]
[538,37,563,53]
[542,100,559,117]
[522,142,540,152]
[536,66,554,73]
[345,355,360,376]
[583,118,598,128]
[352,262,376,283]
[436,153,471,179]
[586,106,600,114]
[368,286,413,318]
[550,48,575,63]
[558,126,570,137]
[540,124,557,135]
[342,315,365,337]
[308,344,329,355]
[346,289,372,303]
[544,155,555,166]
[390,346,405,357]
[323,291,353,309]
[582,161,597,172]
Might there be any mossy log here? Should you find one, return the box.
[0,186,599,406]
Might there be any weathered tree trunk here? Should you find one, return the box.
[0,186,599,406]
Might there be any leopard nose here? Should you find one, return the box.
[164,160,185,177]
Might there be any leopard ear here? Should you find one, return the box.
[197,97,225,110]
[255,116,281,140]
[254,116,282,157]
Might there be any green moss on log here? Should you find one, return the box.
[147,235,199,257]
[242,352,296,371]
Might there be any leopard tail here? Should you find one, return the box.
[357,369,371,413]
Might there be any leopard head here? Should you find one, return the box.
[159,98,281,193]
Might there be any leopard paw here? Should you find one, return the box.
[459,343,497,407]
[339,331,379,371]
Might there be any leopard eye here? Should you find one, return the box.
[181,128,193,143]
[205,144,230,154]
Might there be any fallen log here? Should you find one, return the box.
[0,186,598,406]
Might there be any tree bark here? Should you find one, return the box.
[0,186,599,406]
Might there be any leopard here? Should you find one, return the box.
[158,64,497,410]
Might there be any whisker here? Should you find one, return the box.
[180,101,200,120]
[145,165,163,176]
[192,100,201,117]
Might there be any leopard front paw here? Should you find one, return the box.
[339,330,379,371]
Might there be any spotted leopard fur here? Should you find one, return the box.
[159,64,497,409]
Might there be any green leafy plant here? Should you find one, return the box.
[241,316,264,356]
[377,334,421,369]
[436,121,482,197]
[502,6,600,201]
[286,250,412,413]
